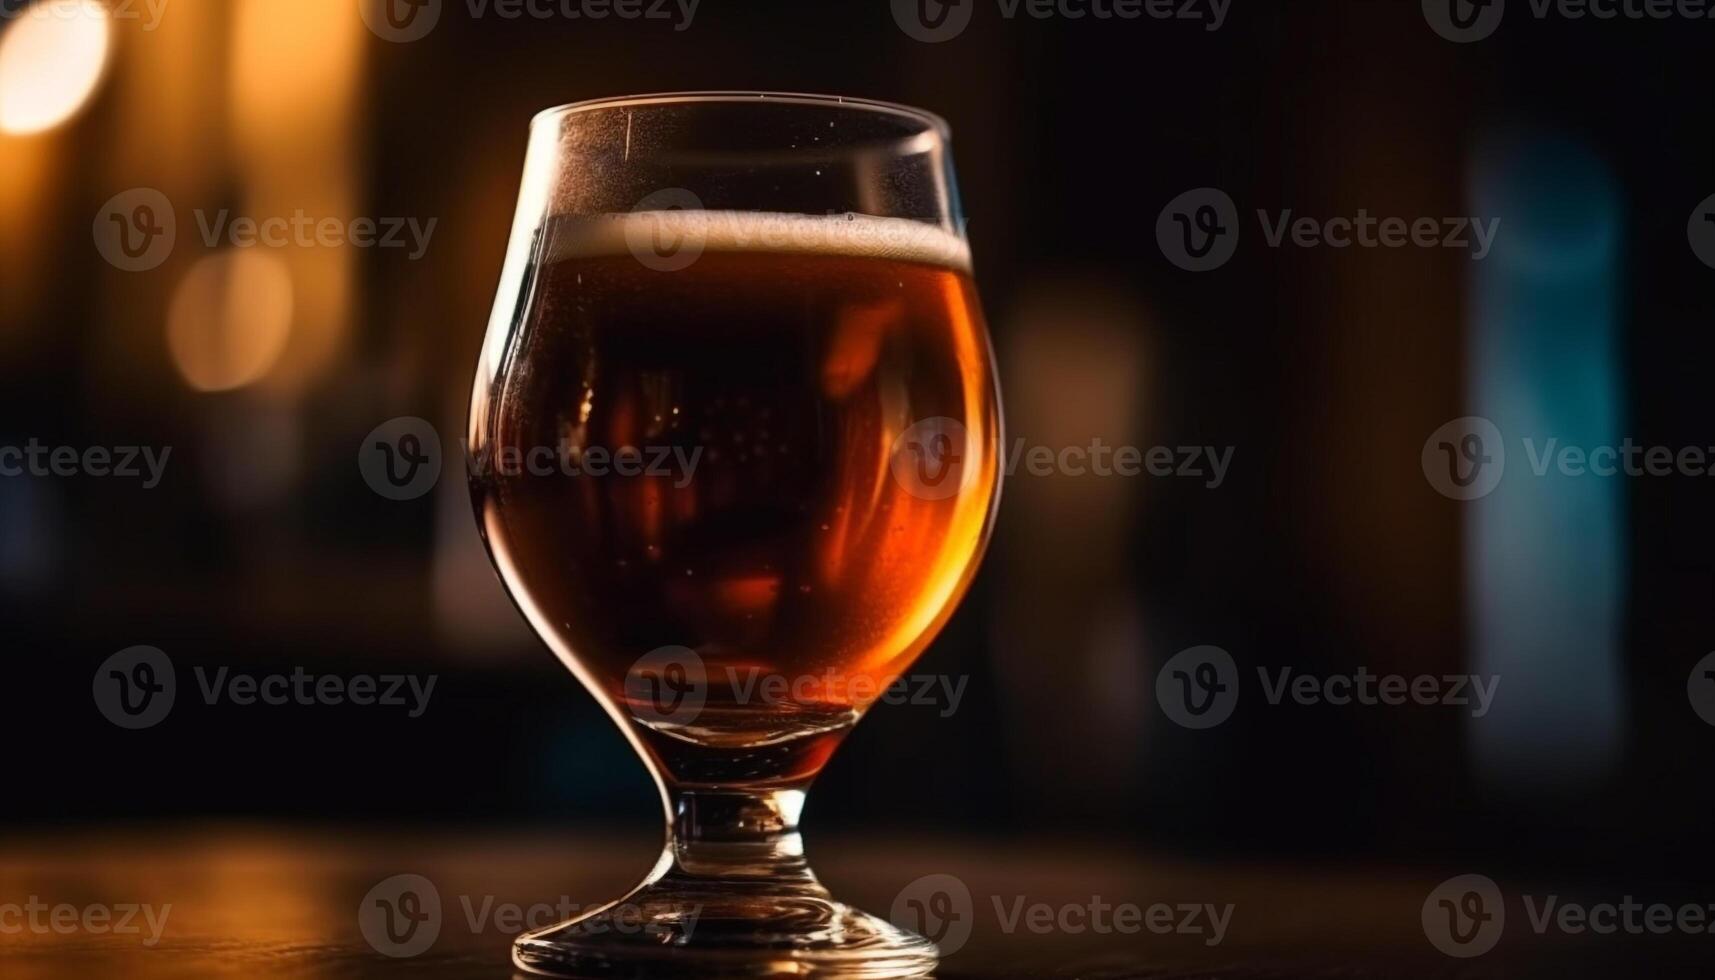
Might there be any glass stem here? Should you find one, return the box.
[662,786,822,888]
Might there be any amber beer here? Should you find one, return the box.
[470,210,999,781]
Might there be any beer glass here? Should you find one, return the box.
[469,92,1001,977]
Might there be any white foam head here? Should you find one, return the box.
[545,210,972,272]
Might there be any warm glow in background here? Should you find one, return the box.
[1,1,1711,893]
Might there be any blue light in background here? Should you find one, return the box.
[0,476,58,593]
[1467,132,1627,791]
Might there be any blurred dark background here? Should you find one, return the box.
[4,0,1714,890]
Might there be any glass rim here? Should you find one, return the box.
[529,91,952,138]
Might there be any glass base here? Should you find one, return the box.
[511,872,937,979]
